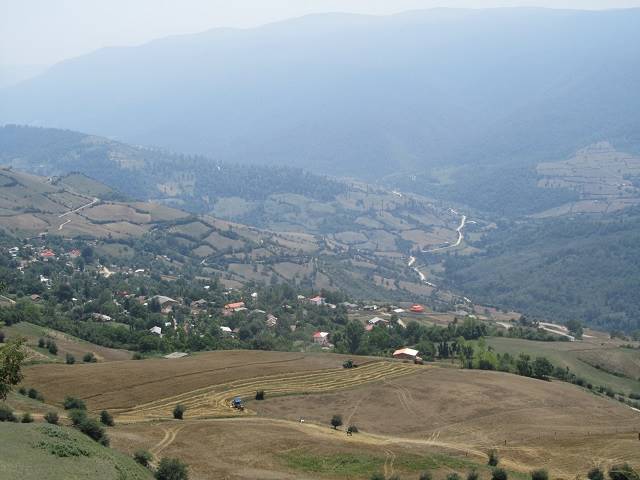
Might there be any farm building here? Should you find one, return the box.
[39,249,55,259]
[368,316,389,326]
[393,347,419,360]
[149,326,162,336]
[308,296,326,306]
[220,326,233,335]
[410,304,425,313]
[312,331,330,347]
[266,314,278,327]
[224,301,246,312]
[91,313,113,322]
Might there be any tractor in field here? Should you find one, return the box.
[231,396,244,411]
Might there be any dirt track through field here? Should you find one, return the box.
[115,361,417,423]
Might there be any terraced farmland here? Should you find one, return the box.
[115,361,418,422]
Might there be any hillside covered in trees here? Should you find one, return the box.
[442,210,640,333]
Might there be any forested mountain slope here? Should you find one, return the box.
[441,211,640,333]
[0,125,344,214]
[2,8,639,177]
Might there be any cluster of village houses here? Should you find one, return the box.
[5,244,426,361]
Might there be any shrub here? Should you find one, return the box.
[18,387,26,395]
[531,469,548,480]
[100,410,115,426]
[134,450,153,467]
[69,409,88,426]
[38,338,45,348]
[132,352,145,360]
[370,474,385,480]
[492,468,508,480]
[155,457,189,480]
[419,472,433,480]
[65,353,75,365]
[587,468,605,480]
[0,331,5,343]
[331,414,343,429]
[608,463,639,480]
[83,352,97,363]
[0,405,17,422]
[173,404,186,420]
[343,359,354,368]
[78,417,109,446]
[447,474,461,480]
[21,412,34,423]
[28,388,38,399]
[255,390,265,401]
[388,476,401,480]
[47,341,58,355]
[44,411,59,425]
[347,425,358,434]
[63,396,86,410]
[488,449,499,466]
[467,470,479,480]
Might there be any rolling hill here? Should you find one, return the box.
[0,165,470,302]
[0,423,152,480]
[2,8,639,178]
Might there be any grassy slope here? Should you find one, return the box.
[486,337,640,395]
[3,321,131,364]
[0,423,153,480]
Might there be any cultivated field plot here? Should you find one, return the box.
[110,417,489,480]
[21,351,393,412]
[115,361,417,422]
[254,368,640,475]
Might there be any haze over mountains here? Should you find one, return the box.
[2,8,640,177]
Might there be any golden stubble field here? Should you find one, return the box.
[21,350,640,479]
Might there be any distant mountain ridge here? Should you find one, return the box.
[2,8,639,176]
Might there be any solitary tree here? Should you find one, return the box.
[587,467,605,480]
[173,404,186,420]
[466,470,479,480]
[487,449,499,466]
[370,473,385,480]
[330,414,343,429]
[155,457,189,480]
[531,469,548,480]
[66,353,75,365]
[21,412,34,423]
[419,472,433,480]
[492,468,508,480]
[0,338,25,400]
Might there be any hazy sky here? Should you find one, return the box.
[2,0,640,67]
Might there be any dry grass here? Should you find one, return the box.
[115,361,417,422]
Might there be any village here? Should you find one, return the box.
[0,239,457,361]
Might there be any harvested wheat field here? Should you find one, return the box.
[254,368,640,475]
[22,350,640,478]
[21,350,388,411]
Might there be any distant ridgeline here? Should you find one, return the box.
[0,125,346,214]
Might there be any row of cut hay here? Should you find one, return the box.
[116,361,418,422]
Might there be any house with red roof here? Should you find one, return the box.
[312,331,330,347]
